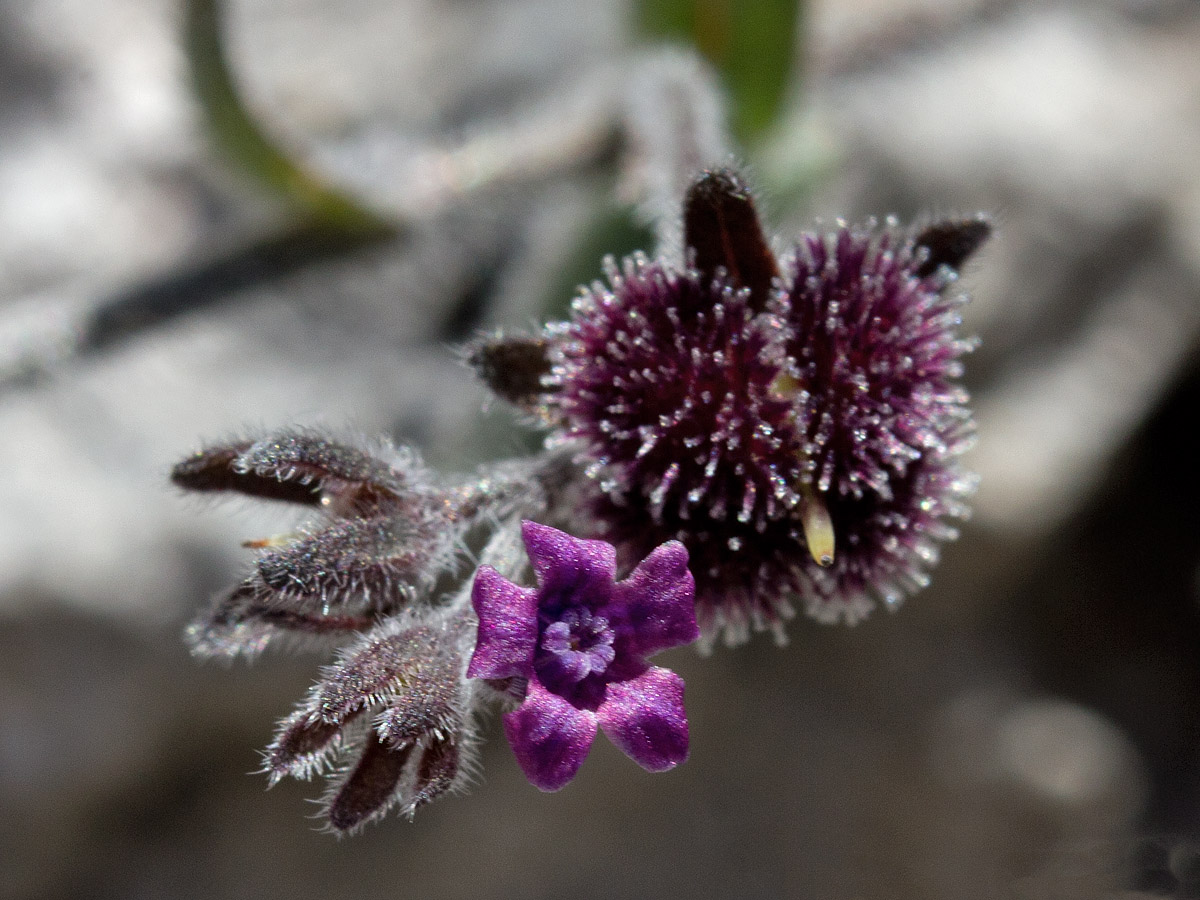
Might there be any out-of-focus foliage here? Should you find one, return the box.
[184,0,385,231]
[541,201,656,321]
[636,0,802,144]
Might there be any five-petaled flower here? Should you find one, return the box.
[468,521,698,791]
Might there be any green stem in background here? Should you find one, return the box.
[636,0,804,146]
[183,0,389,233]
[541,200,657,323]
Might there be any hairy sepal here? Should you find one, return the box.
[266,610,479,828]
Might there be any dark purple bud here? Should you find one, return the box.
[263,709,357,784]
[466,332,553,410]
[182,437,466,661]
[235,429,408,514]
[171,429,419,514]
[683,167,779,313]
[327,732,414,833]
[171,441,322,505]
[317,619,468,738]
[319,613,472,829]
[185,582,374,659]
[410,738,459,810]
[259,612,473,826]
[325,731,464,830]
[913,215,992,278]
[254,515,435,613]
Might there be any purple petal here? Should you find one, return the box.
[597,667,689,773]
[503,680,597,791]
[610,541,698,657]
[521,521,616,608]
[467,566,538,679]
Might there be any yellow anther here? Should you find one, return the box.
[799,484,835,567]
[771,368,835,566]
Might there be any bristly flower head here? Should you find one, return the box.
[543,168,987,645]
[468,521,697,791]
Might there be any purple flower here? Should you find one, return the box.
[467,520,698,791]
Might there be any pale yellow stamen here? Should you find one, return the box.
[799,484,835,567]
[772,370,837,567]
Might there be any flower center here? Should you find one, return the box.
[536,606,616,687]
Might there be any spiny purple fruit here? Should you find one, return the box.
[777,226,976,502]
[548,255,809,641]
[775,225,978,621]
[545,169,986,644]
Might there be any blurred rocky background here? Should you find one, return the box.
[3,0,1200,897]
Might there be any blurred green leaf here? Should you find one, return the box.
[755,108,839,217]
[183,0,387,232]
[637,0,803,146]
[540,201,657,322]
